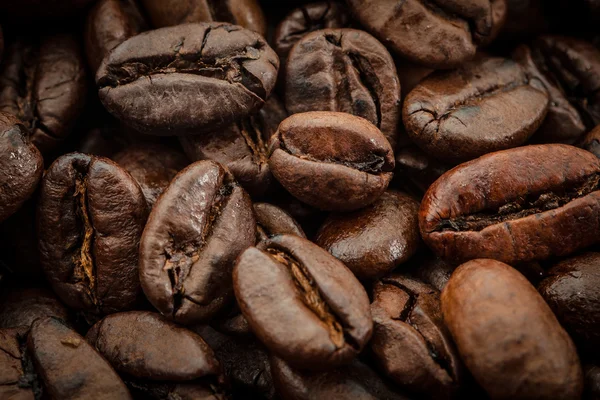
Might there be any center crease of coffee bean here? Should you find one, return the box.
[239,118,268,164]
[72,173,97,305]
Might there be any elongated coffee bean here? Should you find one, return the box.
[97,23,279,136]
[420,144,600,265]
[140,160,255,324]
[441,259,583,399]
[233,234,372,370]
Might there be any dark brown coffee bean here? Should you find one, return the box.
[538,252,600,355]
[0,0,94,18]
[442,259,583,400]
[514,36,600,143]
[403,56,549,163]
[395,146,449,195]
[27,317,132,399]
[85,0,148,73]
[38,153,148,317]
[580,124,600,158]
[180,95,287,197]
[139,160,255,324]
[269,112,395,211]
[408,254,454,292]
[346,0,507,68]
[0,288,70,329]
[86,311,222,382]
[113,143,189,208]
[0,113,43,223]
[233,234,372,370]
[140,0,267,36]
[0,326,42,399]
[0,35,87,154]
[97,23,279,136]
[584,364,600,400]
[420,144,600,265]
[285,29,401,147]
[315,191,420,281]
[254,202,305,243]
[370,274,462,399]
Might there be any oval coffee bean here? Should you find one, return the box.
[269,112,395,211]
[38,153,148,317]
[254,202,305,243]
[0,288,70,329]
[403,56,549,163]
[538,252,600,355]
[97,23,279,136]
[370,275,462,399]
[442,259,583,400]
[139,160,255,324]
[86,311,222,381]
[233,234,372,370]
[420,144,600,265]
[346,0,507,68]
[0,113,43,223]
[285,29,401,147]
[28,317,132,399]
[315,191,420,281]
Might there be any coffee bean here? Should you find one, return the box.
[233,234,372,369]
[0,326,43,399]
[269,112,395,211]
[254,202,305,243]
[407,254,454,292]
[420,144,600,265]
[97,23,279,136]
[139,160,255,324]
[315,191,420,280]
[285,29,401,147]
[0,288,70,329]
[403,56,549,163]
[442,259,583,400]
[38,153,148,317]
[580,124,600,158]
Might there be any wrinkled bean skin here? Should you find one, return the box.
[315,191,420,281]
[233,234,372,370]
[538,252,600,355]
[38,153,148,317]
[97,23,279,136]
[370,275,462,399]
[442,259,583,400]
[0,288,70,329]
[28,317,132,399]
[269,112,395,211]
[0,35,87,154]
[254,202,305,243]
[139,160,255,325]
[0,113,43,223]
[346,0,507,69]
[403,56,549,163]
[420,144,600,265]
[285,29,401,147]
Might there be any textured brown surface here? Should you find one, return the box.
[254,202,305,243]
[0,288,69,329]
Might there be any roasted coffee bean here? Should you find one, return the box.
[38,153,148,317]
[0,0,94,18]
[442,259,583,399]
[97,23,279,136]
[285,29,401,147]
[28,317,132,399]
[140,0,267,36]
[408,254,454,292]
[0,113,43,223]
[370,274,462,399]
[346,0,507,68]
[270,356,411,400]
[538,252,600,355]
[140,160,255,324]
[0,34,87,154]
[233,234,372,369]
[584,364,600,400]
[85,0,148,73]
[0,288,70,329]
[580,124,600,158]
[254,202,305,243]
[113,143,189,208]
[420,144,600,265]
[315,191,420,281]
[395,146,449,195]
[403,56,549,163]
[0,326,42,399]
[180,95,287,197]
[269,112,395,211]
[514,36,600,143]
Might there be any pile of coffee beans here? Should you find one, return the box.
[0,0,600,399]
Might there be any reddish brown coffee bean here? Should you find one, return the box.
[442,259,583,400]
[233,234,372,370]
[420,144,600,265]
[0,288,70,329]
[254,202,305,243]
[139,160,255,324]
